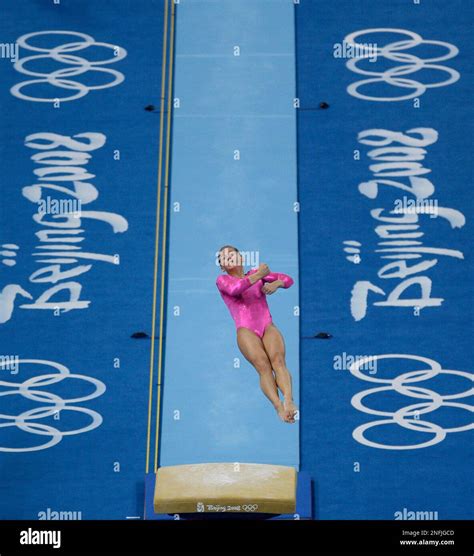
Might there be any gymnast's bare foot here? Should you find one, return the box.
[284,398,298,423]
[275,401,290,423]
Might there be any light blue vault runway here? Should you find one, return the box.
[159,0,300,468]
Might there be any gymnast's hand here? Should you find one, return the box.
[262,281,280,295]
[257,263,270,278]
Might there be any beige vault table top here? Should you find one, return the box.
[154,462,297,514]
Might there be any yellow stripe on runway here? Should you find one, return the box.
[146,0,170,475]
[154,0,176,473]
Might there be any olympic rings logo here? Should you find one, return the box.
[349,354,473,450]
[242,504,259,512]
[11,31,127,102]
[0,359,106,452]
[344,28,460,101]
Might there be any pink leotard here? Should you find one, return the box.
[216,268,294,338]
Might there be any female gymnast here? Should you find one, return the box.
[216,245,298,424]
